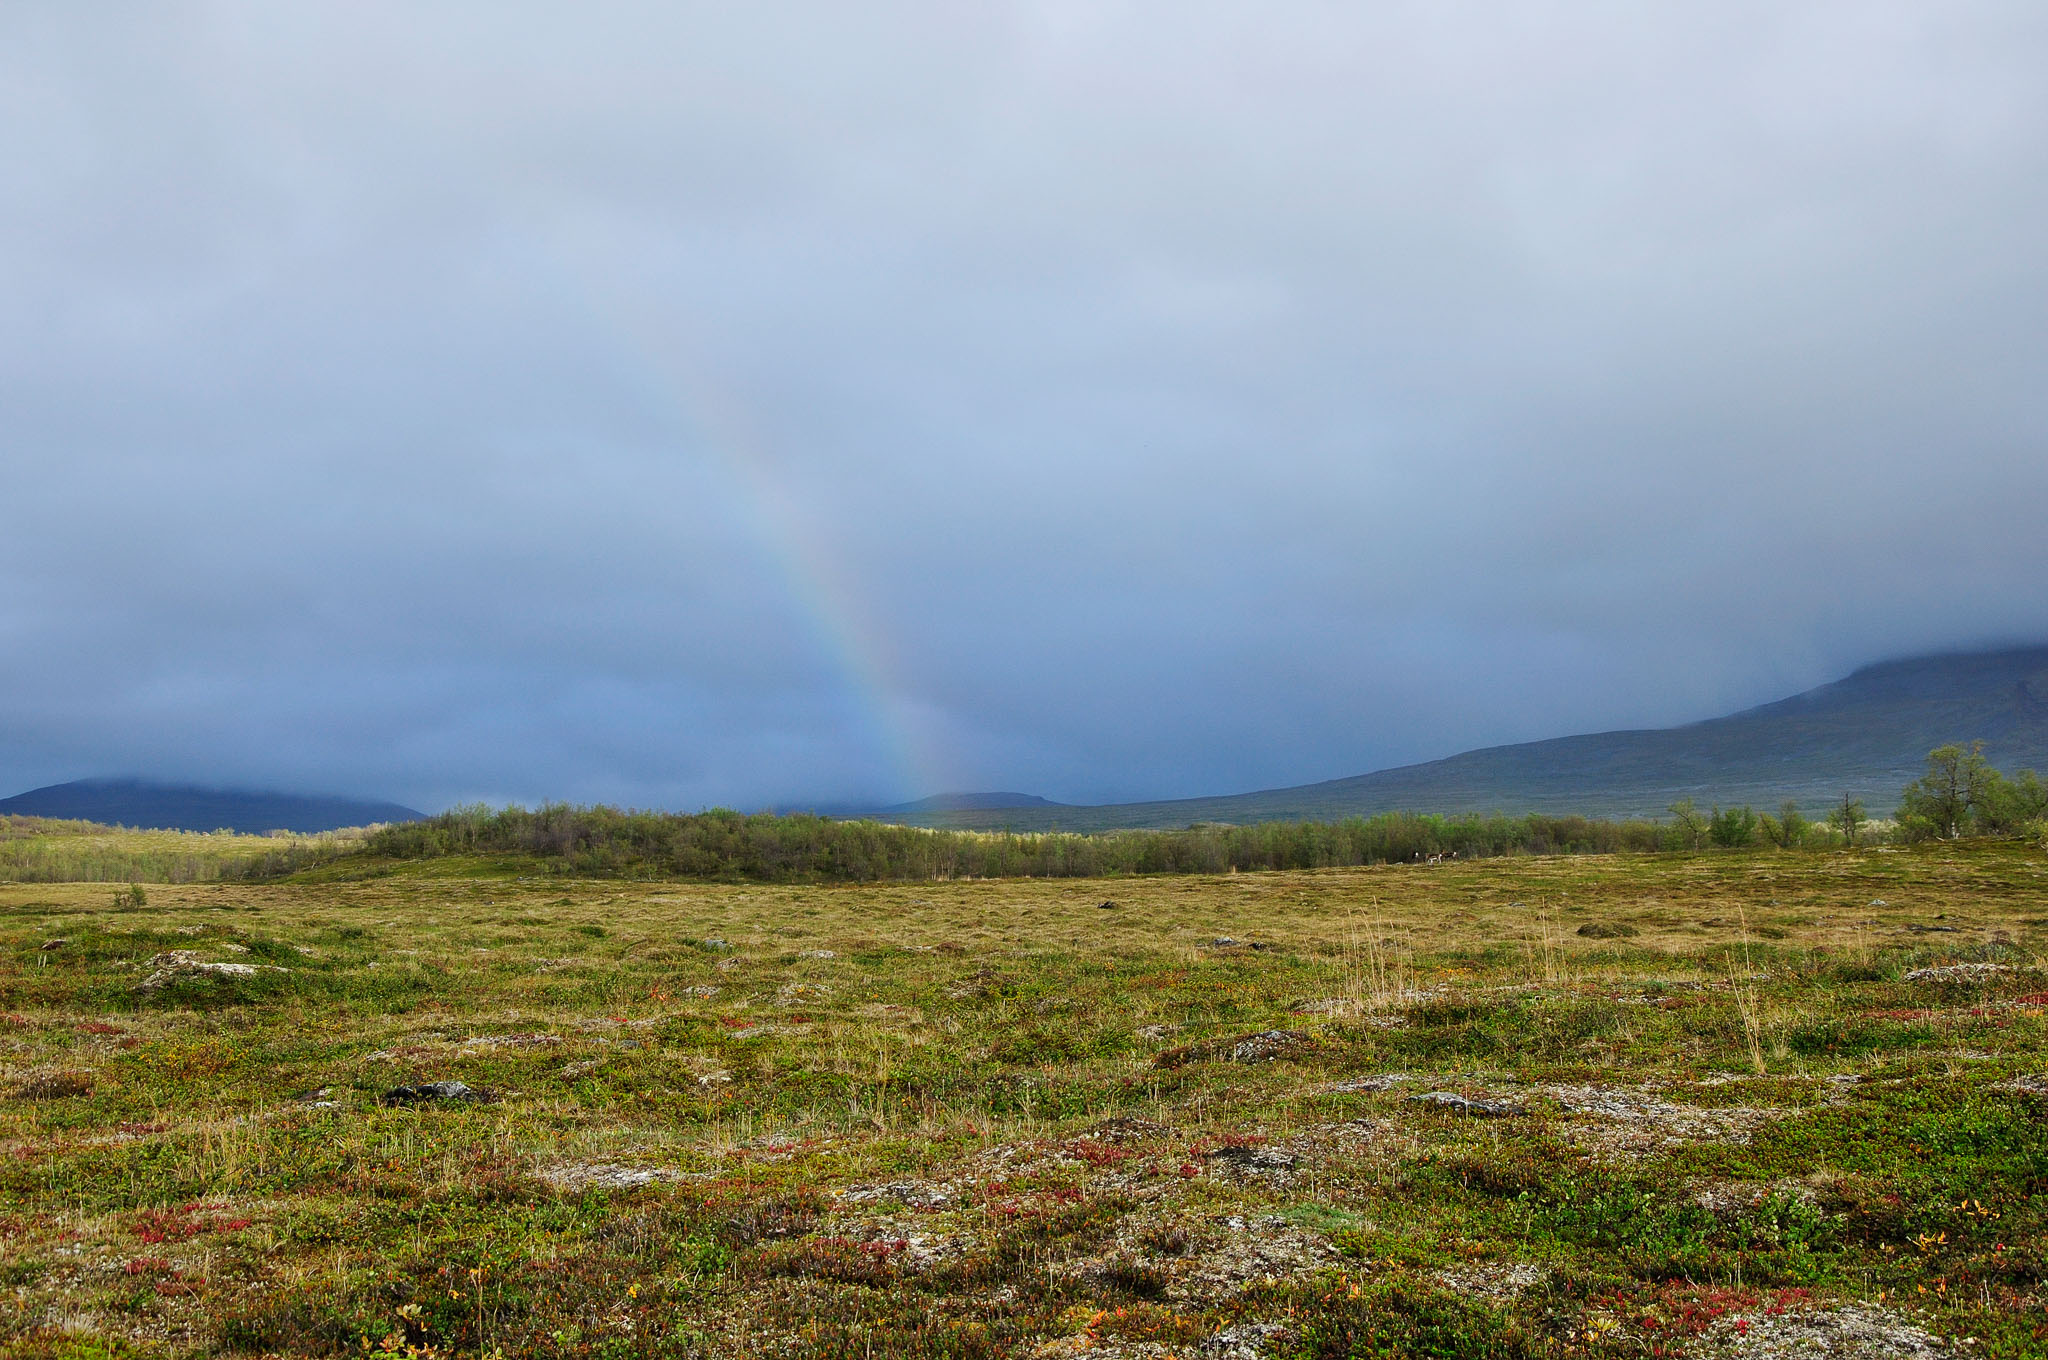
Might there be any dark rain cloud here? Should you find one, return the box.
[4,2,2046,810]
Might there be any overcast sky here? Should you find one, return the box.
[4,2,2046,812]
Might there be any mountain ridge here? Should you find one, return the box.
[0,779,423,835]
[869,644,2048,831]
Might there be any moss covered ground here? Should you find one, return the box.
[2,842,2045,1357]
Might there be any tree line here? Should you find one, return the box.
[19,740,2036,886]
[360,803,1673,883]
[1664,742,2046,849]
[357,743,2039,883]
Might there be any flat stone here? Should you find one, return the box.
[1326,1073,1411,1093]
[843,1179,952,1209]
[458,1032,560,1049]
[1405,1090,1527,1118]
[541,1161,674,1192]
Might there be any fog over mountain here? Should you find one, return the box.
[4,4,2046,812]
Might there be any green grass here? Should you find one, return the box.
[0,842,2044,1356]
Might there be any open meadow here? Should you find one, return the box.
[2,839,2046,1358]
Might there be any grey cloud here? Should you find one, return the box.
[3,2,2046,810]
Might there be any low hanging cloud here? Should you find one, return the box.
[3,2,2046,811]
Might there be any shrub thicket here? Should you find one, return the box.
[362,803,1669,883]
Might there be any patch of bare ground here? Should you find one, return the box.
[1285,1114,1408,1160]
[1437,1260,1548,1299]
[1689,1303,1951,1357]
[1166,1213,1339,1299]
[1031,1320,1291,1359]
[1688,1177,1824,1218]
[839,1179,957,1210]
[1540,1082,1788,1155]
[537,1161,676,1192]
[1073,1209,1340,1303]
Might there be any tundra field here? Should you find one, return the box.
[2,841,2047,1358]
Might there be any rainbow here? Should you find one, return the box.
[534,249,947,806]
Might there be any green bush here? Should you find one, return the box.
[1709,805,1758,848]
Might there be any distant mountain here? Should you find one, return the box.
[880,792,1067,814]
[0,779,423,834]
[872,645,2048,831]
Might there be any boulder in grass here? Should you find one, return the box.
[381,1081,490,1106]
[137,950,286,991]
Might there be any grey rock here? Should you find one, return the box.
[542,1162,672,1192]
[137,950,284,990]
[1326,1073,1411,1093]
[381,1080,489,1106]
[1406,1090,1528,1118]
